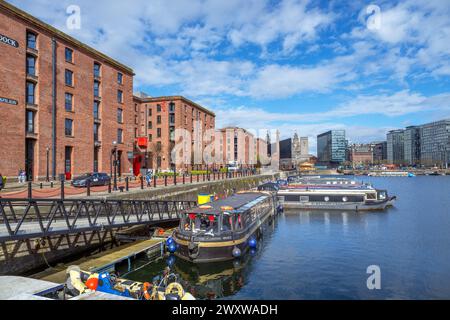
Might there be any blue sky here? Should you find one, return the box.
[9,0,450,154]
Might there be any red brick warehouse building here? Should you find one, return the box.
[0,1,135,181]
[133,93,216,173]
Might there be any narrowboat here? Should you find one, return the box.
[277,184,395,211]
[172,191,277,263]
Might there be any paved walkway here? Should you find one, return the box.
[0,172,260,199]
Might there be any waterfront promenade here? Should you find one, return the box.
[0,171,259,199]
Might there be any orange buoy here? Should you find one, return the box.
[158,228,165,235]
[86,277,99,290]
[142,282,152,300]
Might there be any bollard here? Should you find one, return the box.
[126,177,129,191]
[27,182,32,200]
[50,181,54,188]
[86,180,91,197]
[140,176,144,189]
[60,179,65,200]
[40,182,43,189]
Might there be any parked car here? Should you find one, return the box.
[71,172,111,187]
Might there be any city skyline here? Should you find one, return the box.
[5,0,450,154]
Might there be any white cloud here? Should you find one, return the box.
[248,64,343,98]
[352,0,450,79]
[214,90,450,129]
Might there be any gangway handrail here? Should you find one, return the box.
[0,198,196,242]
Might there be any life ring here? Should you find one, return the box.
[142,282,152,300]
[158,228,165,235]
[165,282,185,298]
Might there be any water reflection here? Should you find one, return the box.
[172,253,254,299]
[284,209,371,226]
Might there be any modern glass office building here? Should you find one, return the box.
[317,130,346,165]
[372,141,387,162]
[404,126,421,166]
[420,119,450,167]
[387,129,405,165]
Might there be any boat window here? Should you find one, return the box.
[342,196,348,202]
[285,195,300,202]
[250,206,258,222]
[366,193,376,200]
[222,214,233,232]
[183,213,196,231]
[234,214,243,230]
[184,213,218,233]
[378,191,387,200]
[324,196,330,202]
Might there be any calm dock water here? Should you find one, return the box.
[123,176,450,299]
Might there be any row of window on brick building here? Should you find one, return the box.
[24,30,124,144]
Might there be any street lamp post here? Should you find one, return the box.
[172,162,176,185]
[112,141,118,191]
[46,147,50,182]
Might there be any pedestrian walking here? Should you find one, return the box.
[18,169,26,183]
[145,168,153,187]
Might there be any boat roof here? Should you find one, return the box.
[281,185,376,191]
[188,192,267,215]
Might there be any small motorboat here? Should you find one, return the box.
[66,265,195,300]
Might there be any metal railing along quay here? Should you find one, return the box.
[0,198,196,242]
[0,170,259,200]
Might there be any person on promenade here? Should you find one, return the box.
[18,169,25,183]
[21,170,27,183]
[145,168,153,187]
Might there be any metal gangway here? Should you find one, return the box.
[0,198,196,242]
